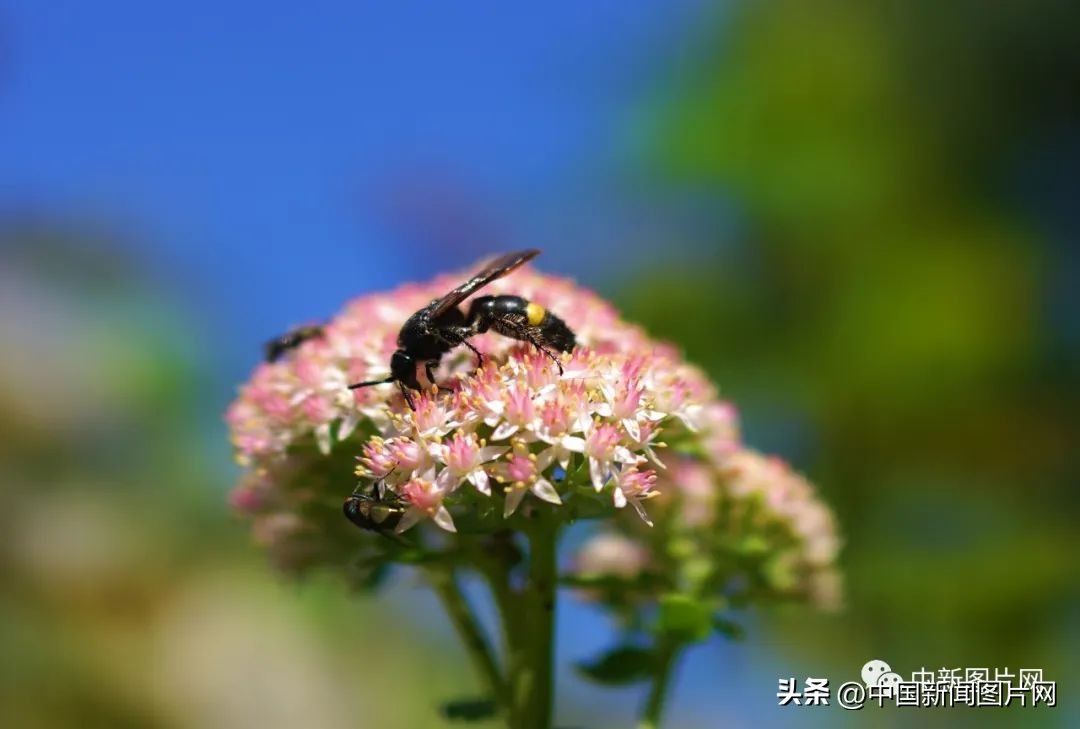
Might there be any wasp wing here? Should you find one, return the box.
[429,249,540,318]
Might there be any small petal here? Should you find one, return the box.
[432,505,457,533]
[561,436,586,453]
[337,411,361,441]
[589,458,608,492]
[503,486,526,517]
[630,500,653,526]
[491,422,520,441]
[467,469,491,495]
[394,508,424,534]
[535,449,556,471]
[315,423,332,455]
[644,447,667,469]
[435,468,458,492]
[530,478,562,505]
[477,445,509,462]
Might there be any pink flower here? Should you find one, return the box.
[572,532,650,580]
[397,470,456,533]
[252,513,305,546]
[463,365,506,426]
[491,383,537,441]
[512,348,563,392]
[668,459,716,527]
[229,483,265,514]
[611,466,658,525]
[699,401,740,460]
[596,369,654,441]
[407,389,458,438]
[534,396,588,470]
[492,442,562,517]
[357,436,397,479]
[626,418,666,469]
[435,432,507,495]
[386,437,428,474]
[582,422,637,492]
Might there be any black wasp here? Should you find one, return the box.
[264,324,324,362]
[343,480,405,535]
[349,249,575,409]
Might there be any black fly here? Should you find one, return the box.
[348,249,575,409]
[343,479,406,536]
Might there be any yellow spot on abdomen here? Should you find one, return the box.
[526,302,546,326]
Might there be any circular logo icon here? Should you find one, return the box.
[861,659,892,687]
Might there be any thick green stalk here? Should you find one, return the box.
[509,520,559,729]
[474,548,528,729]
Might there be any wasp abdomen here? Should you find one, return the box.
[469,295,575,353]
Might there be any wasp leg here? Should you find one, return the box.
[460,339,483,368]
[531,336,565,375]
[437,327,484,368]
[397,380,416,410]
[496,317,564,375]
[424,360,454,394]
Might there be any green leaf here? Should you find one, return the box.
[576,644,655,685]
[655,593,712,643]
[440,698,498,722]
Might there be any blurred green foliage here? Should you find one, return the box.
[0,228,482,728]
[616,0,1079,718]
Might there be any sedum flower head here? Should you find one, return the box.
[226,257,841,611]
[568,448,843,613]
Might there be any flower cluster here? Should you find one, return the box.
[226,258,840,608]
[228,263,718,529]
[570,450,842,611]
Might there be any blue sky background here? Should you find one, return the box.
[2,1,719,374]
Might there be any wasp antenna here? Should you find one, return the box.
[348,377,394,390]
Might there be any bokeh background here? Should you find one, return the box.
[2,2,1077,727]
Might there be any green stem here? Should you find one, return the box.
[638,641,682,729]
[510,520,559,729]
[473,548,528,728]
[428,567,507,712]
